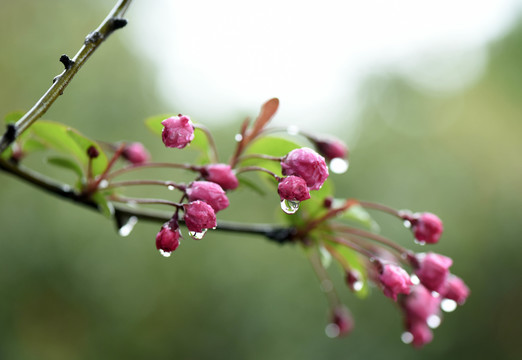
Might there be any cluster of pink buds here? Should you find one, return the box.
[278,147,329,213]
[94,99,467,348]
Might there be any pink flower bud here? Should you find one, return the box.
[411,212,444,244]
[155,224,181,253]
[203,164,239,190]
[87,145,99,159]
[415,252,453,293]
[441,275,470,305]
[379,264,413,301]
[281,147,329,190]
[161,115,195,149]
[122,142,150,164]
[315,138,348,161]
[186,181,229,213]
[277,176,311,202]
[331,306,354,337]
[183,200,217,234]
[409,321,433,348]
[402,285,440,323]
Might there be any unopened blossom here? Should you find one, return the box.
[411,212,444,244]
[186,181,229,213]
[155,224,181,253]
[415,252,453,293]
[441,275,470,305]
[314,138,348,161]
[183,200,217,234]
[409,321,434,348]
[402,284,441,323]
[203,164,239,190]
[277,176,311,202]
[122,142,150,164]
[379,264,413,301]
[281,147,329,190]
[161,115,194,149]
[331,306,354,337]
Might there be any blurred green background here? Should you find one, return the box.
[1,1,521,359]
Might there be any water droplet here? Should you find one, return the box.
[329,158,349,174]
[167,185,175,191]
[280,199,300,214]
[234,134,243,142]
[427,315,441,329]
[414,239,426,246]
[441,299,457,312]
[99,179,109,189]
[287,125,299,135]
[159,249,171,257]
[403,220,412,228]
[325,323,340,338]
[189,229,207,240]
[320,279,333,292]
[410,274,420,285]
[431,291,440,298]
[118,216,138,237]
[352,281,364,292]
[401,332,413,344]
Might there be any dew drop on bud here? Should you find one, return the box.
[189,229,207,240]
[280,199,300,214]
[329,158,349,174]
[167,185,175,191]
[159,249,172,257]
[401,332,414,344]
[403,220,412,228]
[352,281,364,292]
[427,314,441,329]
[234,134,243,142]
[118,216,138,237]
[441,299,457,312]
[410,274,420,285]
[325,323,340,338]
[414,239,426,246]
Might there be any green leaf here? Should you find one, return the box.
[22,138,47,153]
[30,121,108,176]
[4,111,24,124]
[47,156,84,179]
[237,177,266,196]
[144,114,171,135]
[242,136,303,176]
[91,192,114,218]
[341,204,380,232]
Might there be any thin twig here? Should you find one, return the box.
[0,0,133,154]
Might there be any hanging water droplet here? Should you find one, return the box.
[414,239,426,246]
[167,185,175,191]
[234,134,243,142]
[189,229,207,240]
[352,281,364,292]
[287,125,299,136]
[325,323,340,338]
[403,220,412,228]
[410,274,420,285]
[99,179,109,189]
[401,332,414,344]
[441,299,457,312]
[427,314,441,329]
[118,216,138,237]
[280,199,300,214]
[159,249,172,257]
[329,158,349,174]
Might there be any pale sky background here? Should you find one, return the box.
[127,0,522,132]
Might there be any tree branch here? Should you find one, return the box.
[0,158,295,244]
[0,0,133,154]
